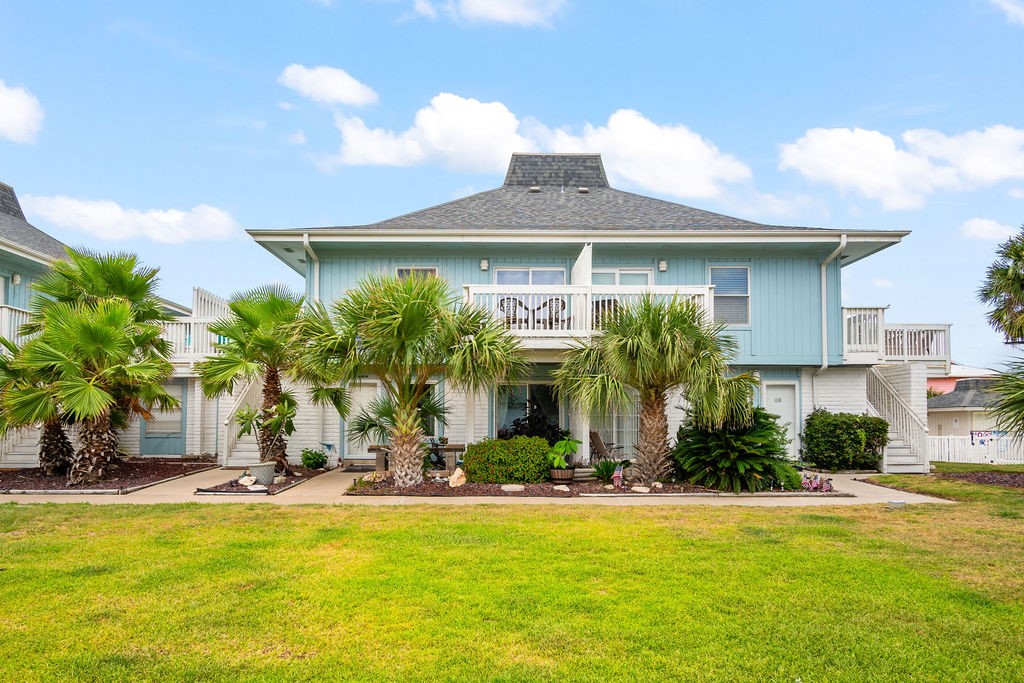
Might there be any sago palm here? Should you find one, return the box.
[553,295,756,484]
[196,285,304,472]
[978,226,1024,342]
[15,300,177,485]
[294,274,528,487]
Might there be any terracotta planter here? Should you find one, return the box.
[550,468,575,483]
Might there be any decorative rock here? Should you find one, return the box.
[247,484,268,492]
[604,484,615,490]
[238,476,256,486]
[631,486,651,493]
[448,467,467,487]
[272,476,286,485]
[652,482,664,490]
[552,485,570,492]
[500,484,525,492]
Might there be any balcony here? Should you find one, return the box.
[843,307,950,374]
[162,318,221,365]
[463,284,714,349]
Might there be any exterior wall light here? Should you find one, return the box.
[657,260,668,272]
[480,259,489,271]
[11,273,21,285]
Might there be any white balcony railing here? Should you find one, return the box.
[162,318,221,363]
[463,284,714,342]
[0,305,32,346]
[843,307,950,372]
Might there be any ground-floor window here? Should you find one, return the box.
[495,383,562,441]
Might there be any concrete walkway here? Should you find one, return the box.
[1,468,952,506]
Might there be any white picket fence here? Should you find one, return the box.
[929,434,1024,464]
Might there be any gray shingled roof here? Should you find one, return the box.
[314,153,829,233]
[0,183,68,260]
[928,379,1000,410]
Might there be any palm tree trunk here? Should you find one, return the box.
[633,390,670,484]
[260,366,292,474]
[390,407,425,487]
[68,413,118,485]
[38,419,73,477]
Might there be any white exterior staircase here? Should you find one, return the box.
[867,366,930,474]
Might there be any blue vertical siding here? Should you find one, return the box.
[0,254,48,309]
[314,243,845,367]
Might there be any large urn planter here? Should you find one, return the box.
[549,467,575,483]
[249,461,277,486]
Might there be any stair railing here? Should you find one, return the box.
[866,366,928,467]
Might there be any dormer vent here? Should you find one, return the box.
[528,186,541,193]
[577,187,589,194]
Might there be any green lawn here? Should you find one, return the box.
[2,486,1023,681]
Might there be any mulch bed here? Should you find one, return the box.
[940,471,1024,489]
[196,466,328,495]
[0,457,216,492]
[349,477,725,497]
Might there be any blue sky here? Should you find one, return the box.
[1,0,1023,368]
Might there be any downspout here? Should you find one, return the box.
[812,234,847,407]
[303,232,320,303]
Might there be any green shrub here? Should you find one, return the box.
[801,408,889,471]
[592,459,620,484]
[300,448,328,469]
[672,407,799,493]
[463,436,550,483]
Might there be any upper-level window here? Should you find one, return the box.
[397,267,438,280]
[710,266,750,325]
[495,268,565,286]
[592,269,652,286]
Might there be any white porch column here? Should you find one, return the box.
[465,386,476,444]
[570,406,590,464]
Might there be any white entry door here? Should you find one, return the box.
[763,383,799,460]
[345,383,380,460]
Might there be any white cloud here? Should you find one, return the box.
[1010,188,1024,199]
[278,64,378,106]
[286,129,307,145]
[328,93,536,173]
[414,0,565,25]
[542,109,751,199]
[325,97,751,200]
[989,0,1024,25]
[873,278,895,289]
[277,101,295,111]
[21,195,241,244]
[413,0,438,19]
[961,217,1018,241]
[0,80,44,144]
[779,125,1024,209]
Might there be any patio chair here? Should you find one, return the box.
[592,298,619,329]
[535,297,567,331]
[589,430,625,462]
[498,296,528,329]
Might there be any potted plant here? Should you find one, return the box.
[548,436,581,483]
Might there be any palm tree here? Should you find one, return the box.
[294,274,528,487]
[16,300,177,485]
[196,285,304,472]
[553,295,756,484]
[978,226,1024,342]
[0,338,73,476]
[18,248,174,462]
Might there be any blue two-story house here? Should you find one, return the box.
[250,154,945,473]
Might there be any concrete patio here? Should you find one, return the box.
[1,468,952,506]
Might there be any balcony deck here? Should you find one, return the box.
[463,284,715,349]
[844,307,951,375]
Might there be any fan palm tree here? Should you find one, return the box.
[0,338,73,476]
[978,226,1024,342]
[294,274,528,487]
[196,285,304,472]
[15,299,177,485]
[553,295,757,484]
[18,248,174,461]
